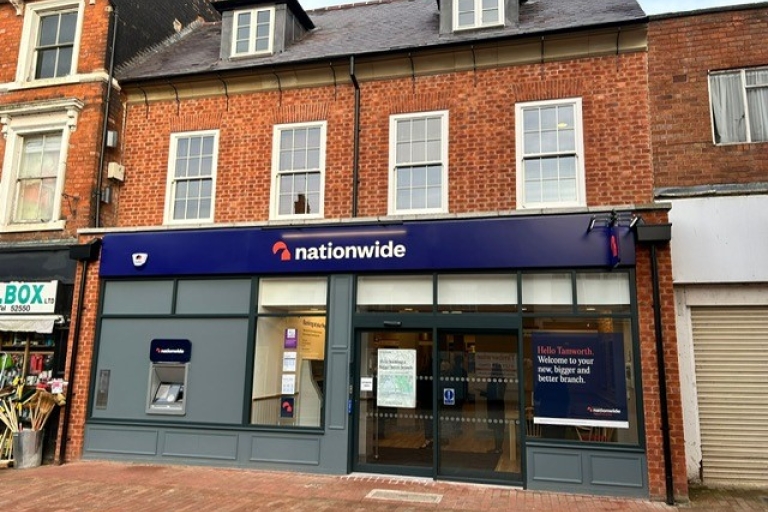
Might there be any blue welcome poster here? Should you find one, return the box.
[532,332,628,428]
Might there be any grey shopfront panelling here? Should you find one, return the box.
[526,445,648,497]
[84,425,328,471]
[91,318,249,423]
[176,279,251,315]
[85,276,353,474]
[163,431,239,460]
[86,426,159,456]
[101,281,175,315]
[317,275,353,471]
[251,435,321,465]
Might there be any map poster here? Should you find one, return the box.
[376,349,416,408]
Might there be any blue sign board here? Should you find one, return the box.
[150,339,192,363]
[99,214,635,277]
[532,332,628,429]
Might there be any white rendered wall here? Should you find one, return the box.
[668,195,768,284]
[669,194,768,481]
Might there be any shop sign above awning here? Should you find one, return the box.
[0,315,62,334]
[0,281,58,314]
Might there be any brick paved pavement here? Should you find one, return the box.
[0,461,766,511]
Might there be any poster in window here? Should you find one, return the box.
[532,332,628,428]
[284,328,297,349]
[376,349,416,408]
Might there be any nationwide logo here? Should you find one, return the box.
[587,406,621,416]
[272,239,407,262]
[156,348,186,354]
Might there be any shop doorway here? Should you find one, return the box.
[352,329,521,483]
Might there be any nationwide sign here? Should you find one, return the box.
[0,281,57,314]
[150,339,192,363]
[272,239,407,262]
[99,214,636,277]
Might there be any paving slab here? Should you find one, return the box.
[0,461,765,511]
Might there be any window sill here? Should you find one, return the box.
[452,21,505,33]
[229,51,274,60]
[516,202,586,212]
[0,220,66,233]
[269,214,325,222]
[713,140,767,147]
[2,72,109,92]
[163,218,216,227]
[387,208,448,217]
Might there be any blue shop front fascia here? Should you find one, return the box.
[99,213,634,278]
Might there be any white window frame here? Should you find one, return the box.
[270,121,326,220]
[230,6,275,57]
[164,130,219,225]
[0,101,81,232]
[16,0,85,84]
[515,98,586,209]
[453,0,504,31]
[388,111,449,216]
[709,67,768,145]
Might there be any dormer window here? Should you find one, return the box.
[217,1,314,59]
[454,0,504,31]
[231,6,274,57]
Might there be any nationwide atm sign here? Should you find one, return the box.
[0,281,57,314]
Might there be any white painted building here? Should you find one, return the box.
[669,193,768,487]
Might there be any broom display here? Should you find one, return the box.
[22,389,66,431]
[0,398,19,433]
[0,398,19,464]
[0,389,66,465]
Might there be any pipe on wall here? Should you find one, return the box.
[94,3,119,228]
[650,243,675,505]
[57,242,96,464]
[349,56,360,218]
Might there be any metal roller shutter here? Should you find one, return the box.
[691,307,768,487]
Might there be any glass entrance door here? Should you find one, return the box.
[353,328,521,482]
[436,330,520,479]
[354,330,433,476]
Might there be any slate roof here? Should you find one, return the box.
[113,0,220,68]
[117,0,646,82]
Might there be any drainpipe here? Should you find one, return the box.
[349,56,360,218]
[58,239,101,463]
[636,221,674,505]
[94,3,118,228]
[651,244,675,505]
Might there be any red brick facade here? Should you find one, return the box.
[114,54,655,225]
[0,1,113,240]
[649,7,768,189]
[55,38,689,501]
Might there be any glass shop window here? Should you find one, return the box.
[521,273,573,313]
[437,273,517,313]
[521,316,639,445]
[575,272,631,314]
[251,277,328,428]
[356,275,432,313]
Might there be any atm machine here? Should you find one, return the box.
[146,339,191,416]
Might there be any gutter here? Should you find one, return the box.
[120,19,648,86]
